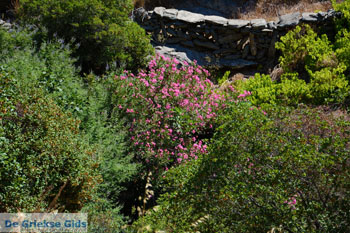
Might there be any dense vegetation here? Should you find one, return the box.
[0,0,350,232]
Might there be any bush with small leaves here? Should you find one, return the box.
[18,0,154,73]
[135,103,350,232]
[0,66,100,212]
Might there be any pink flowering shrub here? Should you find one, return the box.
[113,55,231,171]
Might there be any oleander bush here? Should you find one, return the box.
[102,55,239,219]
[134,103,350,232]
[111,55,232,175]
[17,0,154,73]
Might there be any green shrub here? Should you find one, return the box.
[333,0,350,76]
[276,25,337,76]
[0,66,100,212]
[18,0,154,73]
[276,25,349,104]
[0,28,137,229]
[136,103,350,232]
[235,73,277,106]
[79,75,140,225]
[278,72,311,105]
[0,27,87,115]
[0,27,34,55]
[234,24,349,107]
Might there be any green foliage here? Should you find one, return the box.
[18,0,154,73]
[0,66,100,212]
[0,27,137,230]
[80,74,140,208]
[236,73,278,106]
[235,73,310,106]
[0,27,87,115]
[278,73,310,105]
[82,198,127,233]
[217,70,231,85]
[235,24,349,107]
[333,0,350,73]
[136,103,350,232]
[276,25,349,104]
[276,25,337,75]
[0,27,34,55]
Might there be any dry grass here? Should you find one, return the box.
[135,0,333,20]
[134,0,176,9]
[236,0,332,21]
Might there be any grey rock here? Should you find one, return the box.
[204,15,228,25]
[262,29,273,32]
[223,54,241,60]
[169,51,192,64]
[2,23,11,29]
[142,25,157,31]
[268,31,278,58]
[268,21,277,29]
[237,36,249,50]
[219,58,257,69]
[166,28,177,36]
[154,7,165,17]
[167,37,185,44]
[278,12,301,27]
[326,9,339,18]
[155,44,209,65]
[155,45,175,54]
[240,25,252,33]
[302,12,318,22]
[213,48,237,55]
[257,49,266,60]
[218,33,242,44]
[227,19,250,28]
[242,44,250,58]
[249,33,257,56]
[251,19,267,28]
[181,41,195,47]
[177,10,204,23]
[193,39,220,50]
[317,11,327,18]
[133,7,149,22]
[163,9,178,20]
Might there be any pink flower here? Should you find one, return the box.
[126,109,134,113]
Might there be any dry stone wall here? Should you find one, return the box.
[134,7,340,69]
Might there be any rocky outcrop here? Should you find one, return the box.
[134,7,340,69]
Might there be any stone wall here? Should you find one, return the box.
[134,7,340,69]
